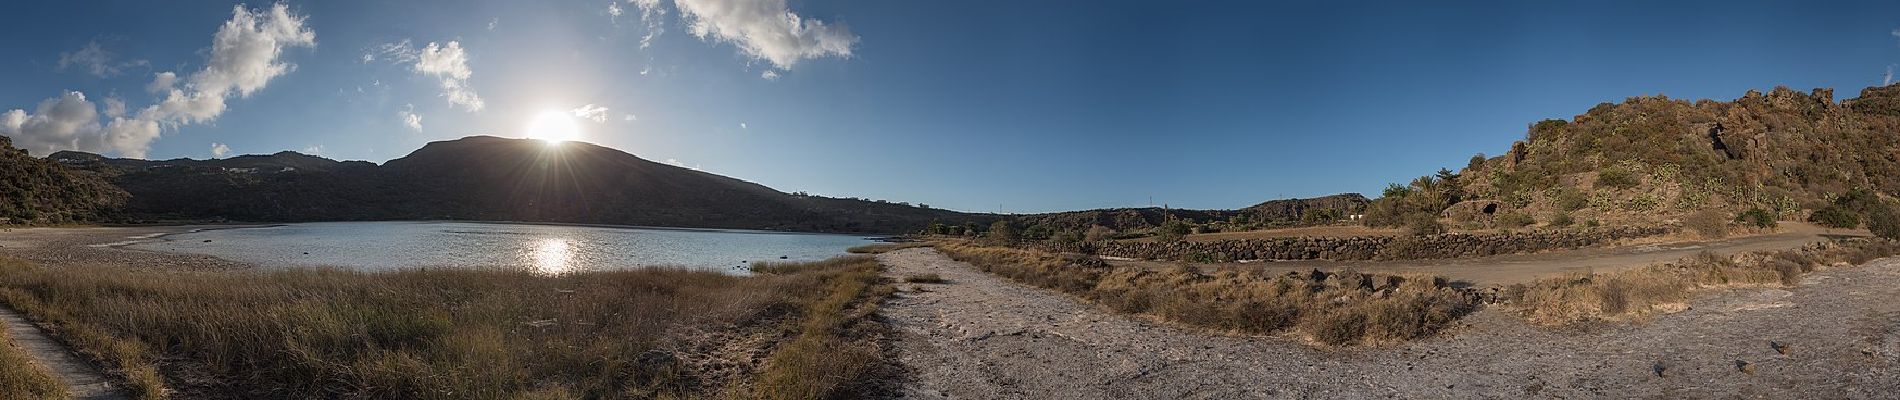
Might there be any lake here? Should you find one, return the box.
[126,221,879,273]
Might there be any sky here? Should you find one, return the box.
[5,1,1900,213]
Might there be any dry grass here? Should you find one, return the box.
[0,255,891,399]
[1504,238,1900,324]
[0,318,66,400]
[845,242,931,254]
[934,242,1475,346]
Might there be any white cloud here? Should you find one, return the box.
[1,3,313,159]
[571,104,610,122]
[415,41,484,112]
[646,0,858,70]
[488,18,499,31]
[211,142,231,158]
[665,158,683,166]
[1887,65,1895,86]
[609,2,625,22]
[623,113,638,121]
[146,72,178,93]
[760,70,779,80]
[739,122,747,129]
[399,105,423,132]
[301,144,324,155]
[58,40,148,77]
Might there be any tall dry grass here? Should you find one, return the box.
[0,318,66,400]
[1504,239,1900,324]
[0,255,891,399]
[934,242,1476,346]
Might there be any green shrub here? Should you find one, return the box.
[1549,213,1575,227]
[1497,212,1536,228]
[1807,205,1860,229]
[1156,220,1191,242]
[1555,188,1589,211]
[1404,214,1446,236]
[1734,208,1777,229]
[1301,208,1343,224]
[1870,205,1900,240]
[1597,167,1639,190]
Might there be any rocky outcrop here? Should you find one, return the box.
[1093,226,1673,262]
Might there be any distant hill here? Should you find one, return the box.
[0,136,125,223]
[53,136,1003,233]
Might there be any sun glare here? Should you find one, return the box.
[525,110,582,145]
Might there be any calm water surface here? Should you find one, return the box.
[127,221,878,273]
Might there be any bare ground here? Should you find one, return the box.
[879,247,1900,399]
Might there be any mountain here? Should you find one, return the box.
[52,136,1000,233]
[0,136,126,223]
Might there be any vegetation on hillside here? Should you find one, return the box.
[0,136,125,224]
[0,256,892,399]
[1363,85,1900,231]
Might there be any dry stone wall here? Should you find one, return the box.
[1093,226,1674,262]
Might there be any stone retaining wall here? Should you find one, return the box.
[1093,226,1675,262]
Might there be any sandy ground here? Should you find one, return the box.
[1113,223,1869,286]
[0,225,262,270]
[879,247,1900,399]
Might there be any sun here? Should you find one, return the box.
[524,110,582,145]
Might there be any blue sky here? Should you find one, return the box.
[5,1,1900,213]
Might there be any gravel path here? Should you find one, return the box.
[878,247,1900,399]
[0,307,127,399]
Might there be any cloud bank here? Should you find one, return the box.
[632,0,858,70]
[2,3,314,158]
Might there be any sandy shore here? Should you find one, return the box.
[0,225,269,270]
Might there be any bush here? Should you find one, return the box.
[987,221,1018,245]
[1734,208,1777,229]
[1156,220,1191,242]
[1685,210,1728,239]
[1496,212,1536,228]
[1596,167,1639,190]
[1870,205,1900,240]
[1403,214,1446,236]
[1549,213,1575,227]
[1555,188,1590,211]
[1807,205,1860,229]
[1083,225,1116,243]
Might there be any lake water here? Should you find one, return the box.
[126,221,878,273]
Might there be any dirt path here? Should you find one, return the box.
[879,247,1900,399]
[0,307,127,399]
[1116,223,1867,285]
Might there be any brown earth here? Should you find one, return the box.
[878,246,1900,399]
[1112,222,1866,286]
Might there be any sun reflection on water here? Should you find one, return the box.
[531,238,575,274]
